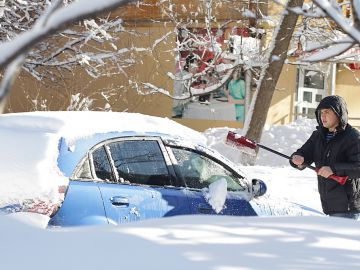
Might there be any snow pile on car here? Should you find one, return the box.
[0,111,206,215]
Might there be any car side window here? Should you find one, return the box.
[171,147,245,191]
[108,140,171,186]
[73,157,92,179]
[92,146,115,181]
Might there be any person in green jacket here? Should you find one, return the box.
[225,68,246,122]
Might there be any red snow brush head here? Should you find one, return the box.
[225,131,257,149]
[225,131,257,156]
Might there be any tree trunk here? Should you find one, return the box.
[242,0,304,165]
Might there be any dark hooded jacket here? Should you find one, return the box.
[290,95,360,215]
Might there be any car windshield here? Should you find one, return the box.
[170,147,246,191]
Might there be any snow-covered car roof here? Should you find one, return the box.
[0,111,207,209]
[0,111,206,143]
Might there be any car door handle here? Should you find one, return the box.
[198,203,212,214]
[110,196,129,206]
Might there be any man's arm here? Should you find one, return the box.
[289,131,317,170]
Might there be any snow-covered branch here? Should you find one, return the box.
[312,0,360,43]
[0,0,135,68]
[138,0,264,102]
[296,1,360,62]
[0,0,64,112]
[0,0,136,112]
[138,61,237,99]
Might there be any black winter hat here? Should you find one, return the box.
[315,95,348,130]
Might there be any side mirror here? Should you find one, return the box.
[252,179,267,198]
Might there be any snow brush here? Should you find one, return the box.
[225,131,348,185]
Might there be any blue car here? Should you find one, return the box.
[49,131,268,227]
[0,112,319,227]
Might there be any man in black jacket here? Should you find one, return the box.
[290,95,360,219]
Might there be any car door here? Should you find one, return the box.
[167,146,257,216]
[91,138,191,224]
[48,180,108,227]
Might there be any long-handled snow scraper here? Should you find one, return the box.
[225,131,348,185]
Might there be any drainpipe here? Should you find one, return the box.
[330,63,336,95]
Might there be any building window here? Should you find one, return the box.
[315,94,322,102]
[303,91,312,103]
[304,70,324,89]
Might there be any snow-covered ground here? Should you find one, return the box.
[1,113,359,269]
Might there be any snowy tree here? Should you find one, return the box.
[134,0,265,104]
[282,0,360,63]
[239,0,304,164]
[1,0,268,113]
[135,0,360,100]
[240,0,360,164]
[0,0,136,112]
[0,0,309,156]
[1,0,357,154]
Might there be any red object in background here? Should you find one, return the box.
[178,27,250,65]
[348,63,360,70]
[197,51,215,72]
[231,27,249,37]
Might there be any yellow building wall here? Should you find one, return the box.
[6,23,243,131]
[5,0,254,132]
[4,29,302,132]
[265,63,360,129]
[335,65,360,128]
[7,25,176,115]
[265,63,297,125]
[114,0,249,22]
